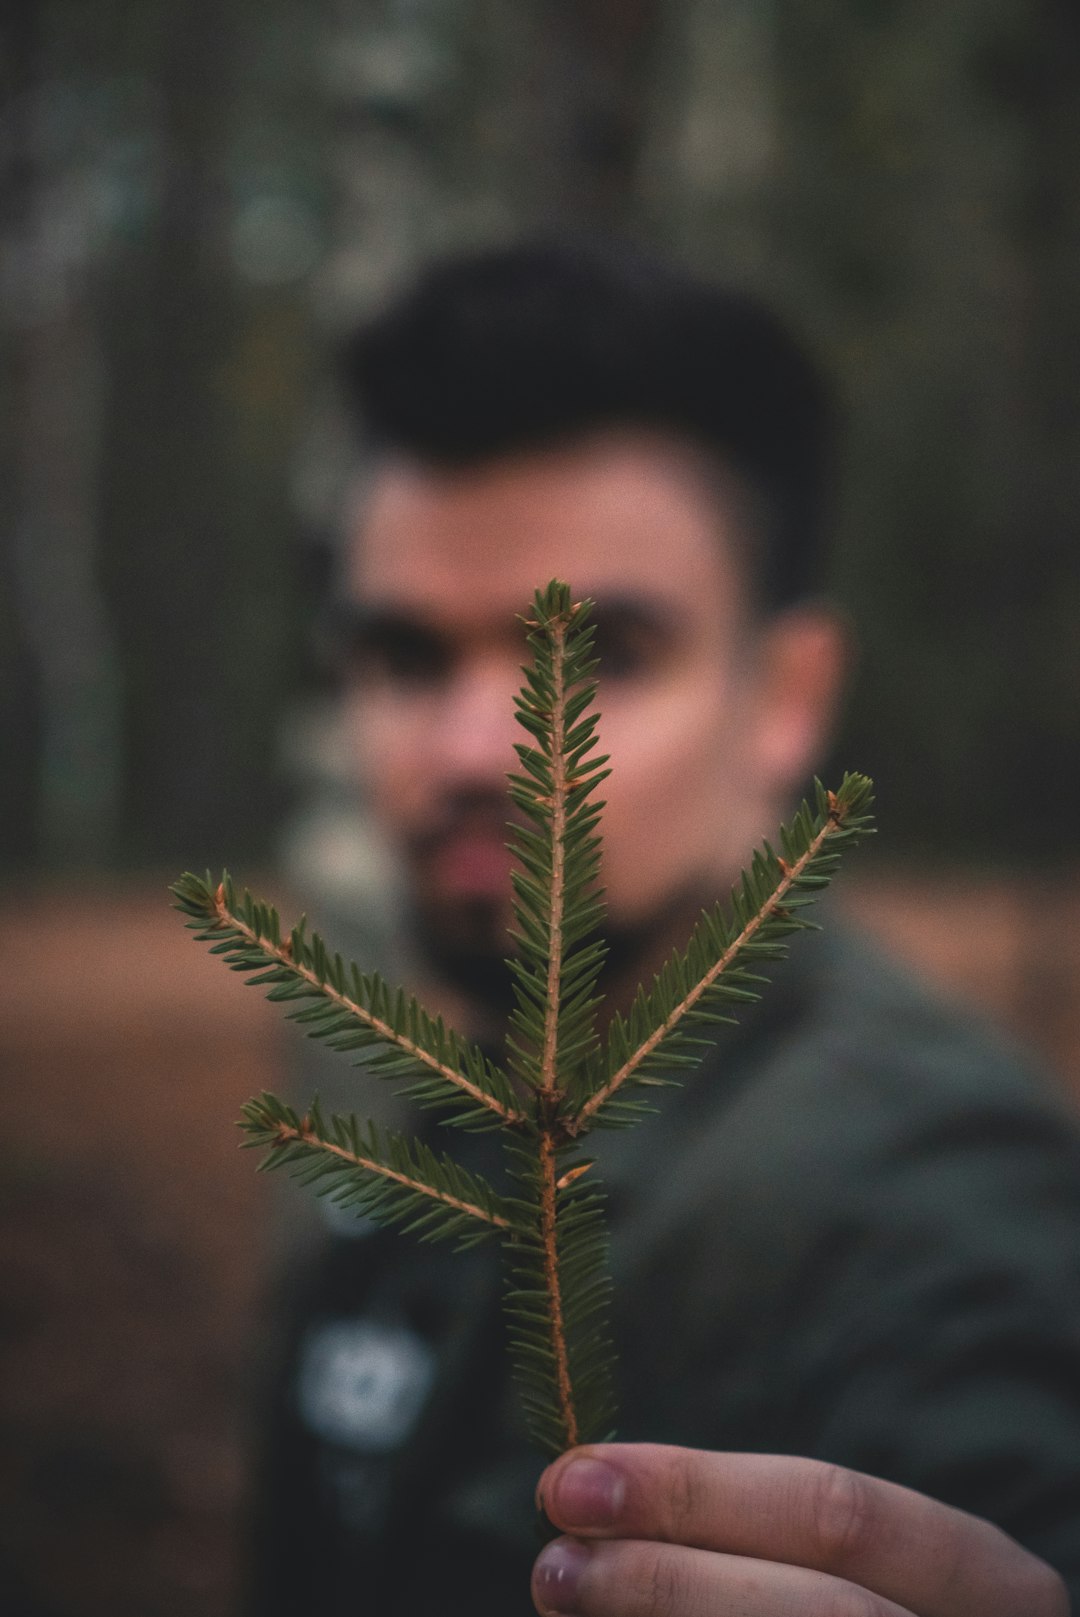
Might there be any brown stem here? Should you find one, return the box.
[539,1126,578,1448]
[272,1121,510,1229]
[573,812,844,1131]
[539,614,569,1098]
[212,888,526,1127]
[525,603,580,1449]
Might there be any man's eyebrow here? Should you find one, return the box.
[331,601,438,642]
[328,602,458,672]
[330,594,681,644]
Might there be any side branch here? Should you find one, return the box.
[573,811,843,1131]
[269,1121,511,1229]
[212,889,527,1127]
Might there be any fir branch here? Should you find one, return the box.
[502,1136,618,1455]
[505,584,610,1097]
[539,1128,576,1444]
[572,774,874,1134]
[174,578,872,1462]
[496,583,618,1452]
[538,604,571,1096]
[170,873,526,1129]
[241,1094,514,1247]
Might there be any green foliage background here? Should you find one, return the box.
[2,0,1077,874]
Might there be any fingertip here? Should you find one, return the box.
[535,1446,588,1514]
[542,1453,627,1531]
[532,1535,591,1616]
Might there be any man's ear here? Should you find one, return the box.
[752,605,852,793]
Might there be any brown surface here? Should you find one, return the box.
[839,867,1080,1100]
[0,873,1078,1615]
[0,886,283,1617]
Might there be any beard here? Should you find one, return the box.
[407,889,520,1022]
[401,786,522,1019]
[401,786,719,1035]
[406,870,713,1035]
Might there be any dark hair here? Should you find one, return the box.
[341,239,836,610]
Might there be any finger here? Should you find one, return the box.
[536,1446,1067,1617]
[532,1536,917,1617]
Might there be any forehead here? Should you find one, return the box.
[347,434,747,634]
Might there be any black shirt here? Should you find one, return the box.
[247,929,1080,1614]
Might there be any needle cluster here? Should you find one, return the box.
[172,580,873,1456]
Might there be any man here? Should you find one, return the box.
[250,241,1078,1615]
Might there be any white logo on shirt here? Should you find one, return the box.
[298,1320,437,1453]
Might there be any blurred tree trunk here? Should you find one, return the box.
[1008,3,1080,850]
[2,0,123,873]
[636,0,1080,862]
[96,0,288,869]
[0,2,44,871]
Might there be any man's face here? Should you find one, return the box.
[342,434,809,992]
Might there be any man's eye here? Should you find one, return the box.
[351,626,451,688]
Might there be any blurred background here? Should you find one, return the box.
[2,3,1078,1613]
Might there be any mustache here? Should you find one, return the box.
[405,788,528,863]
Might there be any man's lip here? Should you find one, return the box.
[425,833,515,896]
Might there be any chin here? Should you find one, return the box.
[408,895,511,998]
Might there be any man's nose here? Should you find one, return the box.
[434,662,522,786]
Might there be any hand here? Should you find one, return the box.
[532,1445,1068,1616]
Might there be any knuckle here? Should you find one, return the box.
[661,1451,698,1541]
[807,1462,874,1572]
[643,1546,689,1617]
